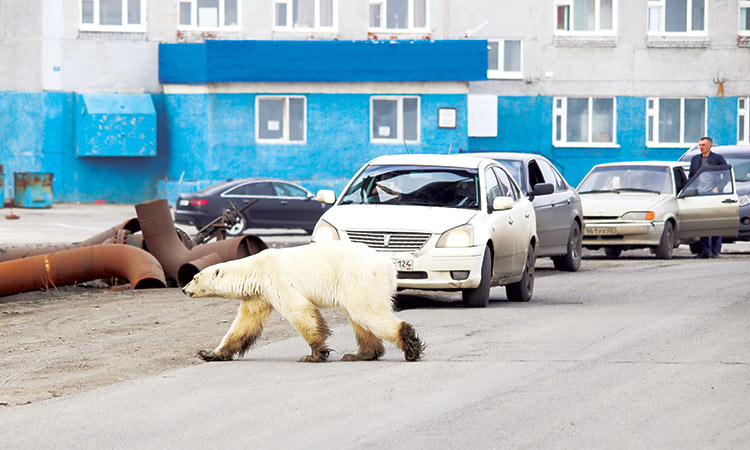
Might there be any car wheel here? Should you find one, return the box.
[552,222,582,272]
[655,221,674,260]
[462,246,492,308]
[604,247,622,258]
[226,215,247,237]
[506,243,535,302]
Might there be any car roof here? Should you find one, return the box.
[590,161,685,169]
[195,177,300,195]
[367,153,496,169]
[679,145,750,160]
[464,151,547,163]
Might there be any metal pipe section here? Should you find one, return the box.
[0,218,140,263]
[135,199,267,287]
[0,244,166,297]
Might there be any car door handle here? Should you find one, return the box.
[722,199,738,203]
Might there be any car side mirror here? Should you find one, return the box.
[492,196,514,211]
[316,189,336,204]
[679,187,698,198]
[532,182,554,196]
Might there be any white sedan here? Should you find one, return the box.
[312,154,540,306]
[578,161,739,259]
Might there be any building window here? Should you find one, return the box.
[555,0,615,34]
[370,96,420,143]
[739,98,749,144]
[178,0,239,29]
[646,97,706,146]
[553,97,616,146]
[256,96,306,143]
[741,1,750,35]
[369,0,428,32]
[487,40,522,79]
[648,0,706,34]
[80,0,146,31]
[274,0,336,31]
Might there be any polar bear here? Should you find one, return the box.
[182,241,424,362]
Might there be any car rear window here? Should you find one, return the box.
[339,165,480,209]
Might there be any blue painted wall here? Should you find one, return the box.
[0,91,741,205]
[467,96,739,187]
[159,40,489,84]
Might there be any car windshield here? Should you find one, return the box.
[726,156,750,182]
[493,160,524,189]
[578,166,672,194]
[339,165,480,209]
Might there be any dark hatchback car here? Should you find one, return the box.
[174,178,331,236]
[468,152,584,271]
[678,145,750,243]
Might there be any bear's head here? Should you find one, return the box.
[182,260,261,300]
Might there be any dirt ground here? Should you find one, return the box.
[0,283,350,407]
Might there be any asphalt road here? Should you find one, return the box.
[1,204,749,449]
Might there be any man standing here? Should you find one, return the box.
[689,136,728,258]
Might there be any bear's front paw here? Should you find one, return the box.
[299,354,328,363]
[197,349,231,362]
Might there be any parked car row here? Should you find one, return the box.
[173,146,748,307]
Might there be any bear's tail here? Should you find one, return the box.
[398,322,425,362]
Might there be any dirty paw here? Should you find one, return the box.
[196,349,231,361]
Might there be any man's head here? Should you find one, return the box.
[698,137,713,157]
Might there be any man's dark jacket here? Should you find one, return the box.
[689,151,728,179]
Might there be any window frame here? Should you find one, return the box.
[739,97,749,145]
[177,0,241,30]
[273,0,338,33]
[368,0,429,34]
[647,0,708,36]
[255,95,307,144]
[554,0,617,35]
[80,0,147,32]
[369,95,421,144]
[646,97,707,147]
[741,1,750,36]
[487,39,523,80]
[553,97,618,147]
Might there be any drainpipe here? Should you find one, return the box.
[0,244,166,297]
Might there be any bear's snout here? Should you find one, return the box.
[182,288,193,297]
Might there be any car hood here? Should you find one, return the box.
[736,181,750,195]
[320,204,479,233]
[580,193,670,216]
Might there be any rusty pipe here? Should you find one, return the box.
[176,234,267,287]
[135,199,267,287]
[0,218,140,263]
[0,244,166,297]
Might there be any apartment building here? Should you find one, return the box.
[0,0,748,203]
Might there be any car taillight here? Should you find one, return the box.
[190,198,207,206]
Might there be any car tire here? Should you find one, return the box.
[552,222,582,272]
[506,243,535,302]
[226,215,247,237]
[604,247,622,258]
[655,221,675,260]
[462,246,492,308]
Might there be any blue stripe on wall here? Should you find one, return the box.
[159,40,489,84]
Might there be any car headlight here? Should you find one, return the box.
[739,195,750,207]
[311,220,340,242]
[436,224,474,248]
[621,211,656,221]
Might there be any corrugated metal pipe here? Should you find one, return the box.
[0,244,166,297]
[135,199,267,287]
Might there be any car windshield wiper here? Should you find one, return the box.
[616,188,662,194]
[578,189,621,194]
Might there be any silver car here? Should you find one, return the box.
[469,152,583,271]
[578,161,739,259]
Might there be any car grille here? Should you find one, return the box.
[346,231,431,252]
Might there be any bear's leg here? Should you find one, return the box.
[395,321,425,362]
[269,287,332,362]
[197,301,272,362]
[347,303,425,362]
[342,318,385,361]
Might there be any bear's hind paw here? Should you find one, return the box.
[197,349,232,362]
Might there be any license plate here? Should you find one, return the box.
[393,259,413,271]
[584,226,616,236]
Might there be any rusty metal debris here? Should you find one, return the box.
[0,198,267,297]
